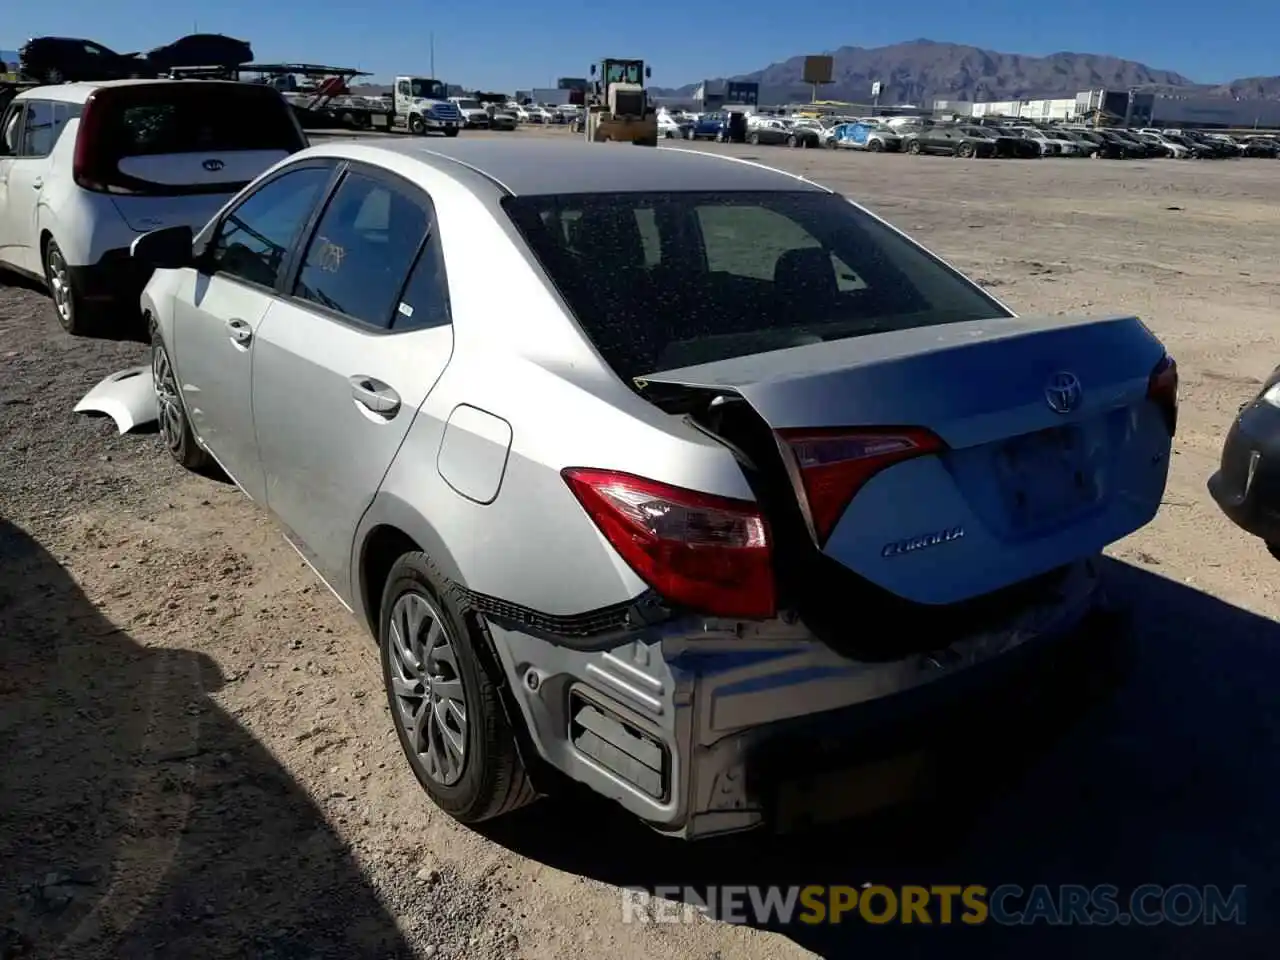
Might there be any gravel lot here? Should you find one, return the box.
[3,132,1278,959]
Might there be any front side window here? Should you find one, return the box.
[503,191,1009,380]
[293,171,429,328]
[208,165,332,287]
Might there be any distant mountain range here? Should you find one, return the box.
[648,40,1280,104]
[1,50,19,70]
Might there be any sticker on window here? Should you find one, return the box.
[398,302,414,318]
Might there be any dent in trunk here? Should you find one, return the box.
[635,314,1171,637]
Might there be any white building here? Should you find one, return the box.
[936,88,1280,129]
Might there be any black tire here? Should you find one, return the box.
[150,318,213,473]
[683,127,694,140]
[408,114,426,135]
[633,136,658,147]
[715,131,726,143]
[787,135,798,148]
[748,132,760,145]
[443,127,460,138]
[957,141,975,159]
[867,138,884,152]
[42,239,101,337]
[44,67,63,84]
[380,552,536,824]
[907,139,922,155]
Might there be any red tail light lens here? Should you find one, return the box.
[561,468,775,620]
[777,427,946,546]
[71,92,111,193]
[1147,353,1178,436]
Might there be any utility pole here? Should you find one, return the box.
[430,33,435,78]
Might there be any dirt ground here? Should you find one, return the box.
[2,134,1278,959]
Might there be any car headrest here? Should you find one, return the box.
[774,246,837,299]
[566,208,646,270]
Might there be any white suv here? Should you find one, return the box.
[0,79,307,338]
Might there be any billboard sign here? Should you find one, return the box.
[726,81,759,105]
[802,55,833,85]
[871,81,882,98]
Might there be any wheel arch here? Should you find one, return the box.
[356,502,554,794]
[354,493,467,640]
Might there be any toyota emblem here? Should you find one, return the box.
[202,158,225,172]
[1044,371,1082,414]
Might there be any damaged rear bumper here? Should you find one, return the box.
[483,557,1103,839]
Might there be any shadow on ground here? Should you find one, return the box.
[0,519,411,960]
[485,558,1278,958]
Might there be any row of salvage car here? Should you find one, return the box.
[658,109,1280,160]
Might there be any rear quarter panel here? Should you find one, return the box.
[358,162,757,616]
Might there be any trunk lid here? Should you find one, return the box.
[639,314,1172,606]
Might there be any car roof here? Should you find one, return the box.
[14,78,256,104]
[317,138,830,197]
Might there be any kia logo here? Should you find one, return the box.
[1044,371,1082,414]
[202,159,225,172]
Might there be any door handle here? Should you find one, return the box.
[348,376,401,418]
[226,318,253,346]
[31,177,42,189]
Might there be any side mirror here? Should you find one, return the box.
[131,224,194,270]
[645,66,652,79]
[589,64,597,76]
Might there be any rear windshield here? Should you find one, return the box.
[502,191,1010,379]
[97,84,305,158]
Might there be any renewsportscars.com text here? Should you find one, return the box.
[622,884,1247,927]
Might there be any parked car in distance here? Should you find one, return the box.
[144,34,253,73]
[657,111,692,139]
[782,119,823,148]
[1134,131,1190,158]
[1014,127,1081,156]
[131,138,1177,840]
[902,124,997,157]
[825,119,902,152]
[450,97,490,128]
[745,117,792,146]
[1064,130,1123,159]
[1209,366,1280,558]
[18,36,150,84]
[486,105,518,131]
[0,79,307,338]
[957,125,1040,158]
[687,110,730,141]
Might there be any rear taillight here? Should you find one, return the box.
[561,468,775,620]
[71,92,109,192]
[777,427,946,546]
[1147,353,1178,436]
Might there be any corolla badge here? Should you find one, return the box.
[881,526,965,558]
[1044,371,1082,414]
[202,158,225,172]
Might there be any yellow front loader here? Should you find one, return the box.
[584,57,658,147]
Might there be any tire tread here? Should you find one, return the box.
[383,552,536,823]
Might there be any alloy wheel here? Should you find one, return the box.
[151,345,185,455]
[387,591,468,787]
[45,247,73,325]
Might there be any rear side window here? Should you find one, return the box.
[292,171,430,328]
[503,191,1009,380]
[100,85,304,157]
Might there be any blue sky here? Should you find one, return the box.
[4,0,1278,90]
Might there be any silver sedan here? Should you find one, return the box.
[131,139,1176,838]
